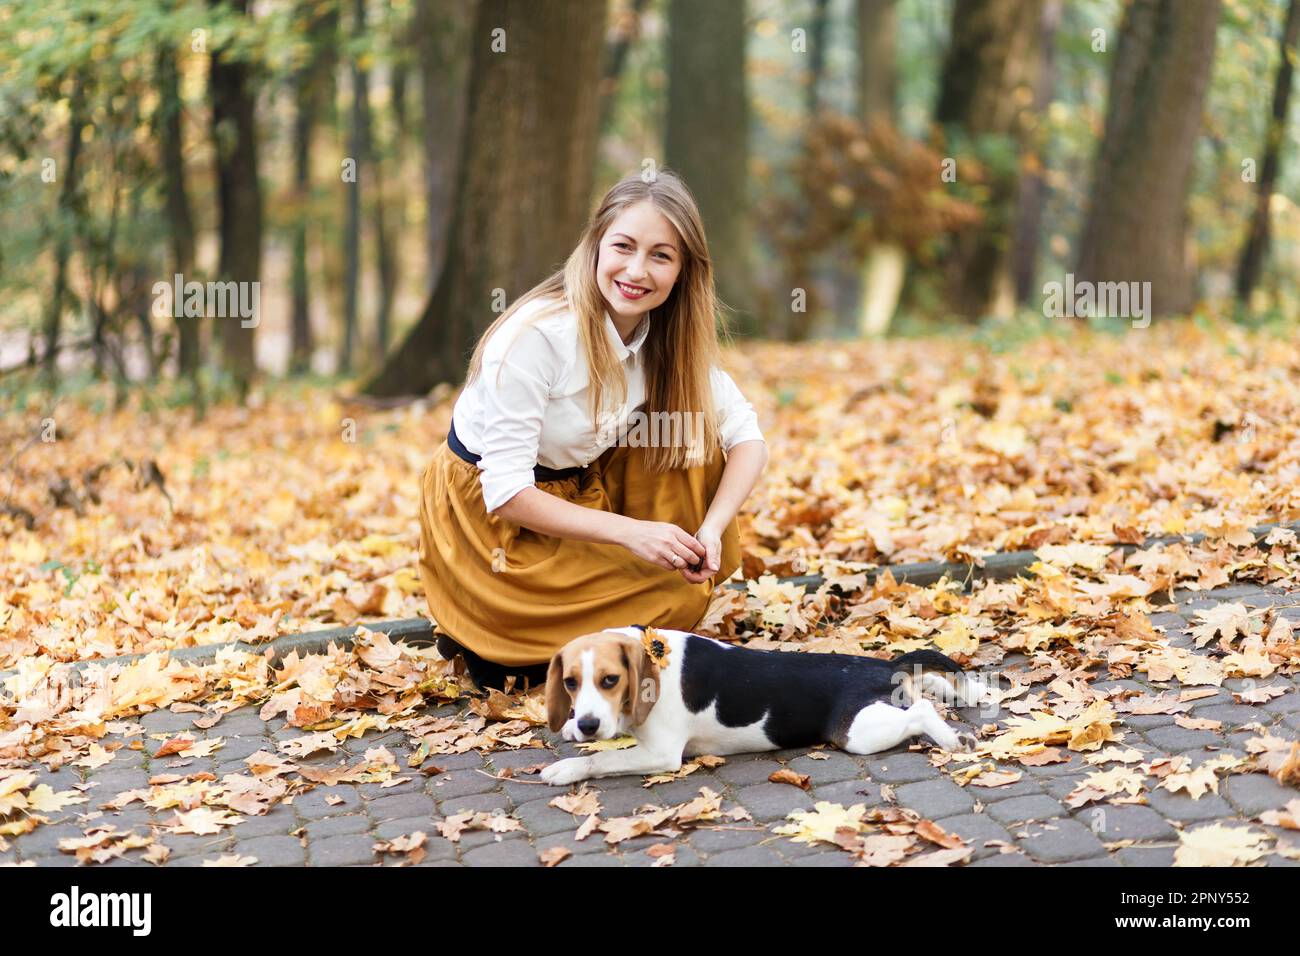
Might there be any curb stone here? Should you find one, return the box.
[3,518,1297,688]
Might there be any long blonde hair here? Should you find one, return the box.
[465,169,733,472]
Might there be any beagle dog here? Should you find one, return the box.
[540,626,990,786]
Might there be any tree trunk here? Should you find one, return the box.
[857,242,906,337]
[363,0,607,397]
[783,0,836,342]
[665,0,755,333]
[1075,0,1221,319]
[858,0,898,122]
[416,0,475,294]
[43,77,87,387]
[372,163,396,357]
[1236,0,1300,306]
[290,1,338,375]
[348,0,398,359]
[806,0,831,116]
[1010,0,1062,305]
[209,0,263,400]
[934,0,1044,320]
[856,0,901,336]
[340,0,367,377]
[123,187,158,380]
[599,0,650,132]
[157,47,203,413]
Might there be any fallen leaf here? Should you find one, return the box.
[539,847,572,867]
[1174,824,1270,867]
[769,768,811,790]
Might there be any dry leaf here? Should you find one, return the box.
[769,768,812,790]
[1174,824,1270,867]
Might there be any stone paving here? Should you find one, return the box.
[4,580,1299,867]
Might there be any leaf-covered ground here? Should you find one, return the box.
[2,317,1299,866]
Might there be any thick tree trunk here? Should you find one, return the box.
[209,0,263,400]
[1236,0,1300,305]
[416,0,475,294]
[1010,0,1062,305]
[363,0,607,397]
[665,0,755,333]
[858,0,898,122]
[1075,0,1221,318]
[934,0,1044,320]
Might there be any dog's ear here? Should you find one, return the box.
[546,651,571,733]
[621,637,661,727]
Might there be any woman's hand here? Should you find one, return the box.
[679,522,722,584]
[621,519,707,574]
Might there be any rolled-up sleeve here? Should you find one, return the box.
[710,366,765,451]
[477,325,560,513]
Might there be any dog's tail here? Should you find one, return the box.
[888,650,989,707]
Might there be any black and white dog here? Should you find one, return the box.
[541,626,989,786]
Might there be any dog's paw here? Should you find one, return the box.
[541,757,591,786]
[954,731,979,753]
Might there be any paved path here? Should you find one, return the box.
[4,580,1299,867]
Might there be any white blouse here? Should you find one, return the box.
[451,297,766,513]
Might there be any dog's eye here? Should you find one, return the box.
[564,678,577,692]
[600,675,619,689]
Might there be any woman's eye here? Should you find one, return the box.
[614,242,632,250]
[564,678,578,691]
[600,675,619,689]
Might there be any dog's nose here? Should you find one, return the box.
[576,716,600,738]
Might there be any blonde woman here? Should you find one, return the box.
[417,170,768,690]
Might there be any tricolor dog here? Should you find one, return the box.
[541,626,990,786]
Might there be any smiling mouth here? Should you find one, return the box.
[615,280,650,300]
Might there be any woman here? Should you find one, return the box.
[417,169,768,690]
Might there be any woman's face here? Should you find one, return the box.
[596,201,684,326]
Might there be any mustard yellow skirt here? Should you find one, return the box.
[416,439,741,667]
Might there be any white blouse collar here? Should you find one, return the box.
[603,310,650,360]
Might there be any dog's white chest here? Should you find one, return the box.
[681,700,777,758]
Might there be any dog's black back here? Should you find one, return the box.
[678,636,959,749]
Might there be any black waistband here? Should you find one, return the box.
[447,419,586,482]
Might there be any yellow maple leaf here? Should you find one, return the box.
[74,744,116,770]
[774,802,869,845]
[25,785,88,814]
[1174,824,1270,867]
[933,617,977,656]
[167,807,243,836]
[1035,543,1112,571]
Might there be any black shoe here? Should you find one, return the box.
[436,633,547,692]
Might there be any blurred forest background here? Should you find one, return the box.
[1,0,1297,412]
